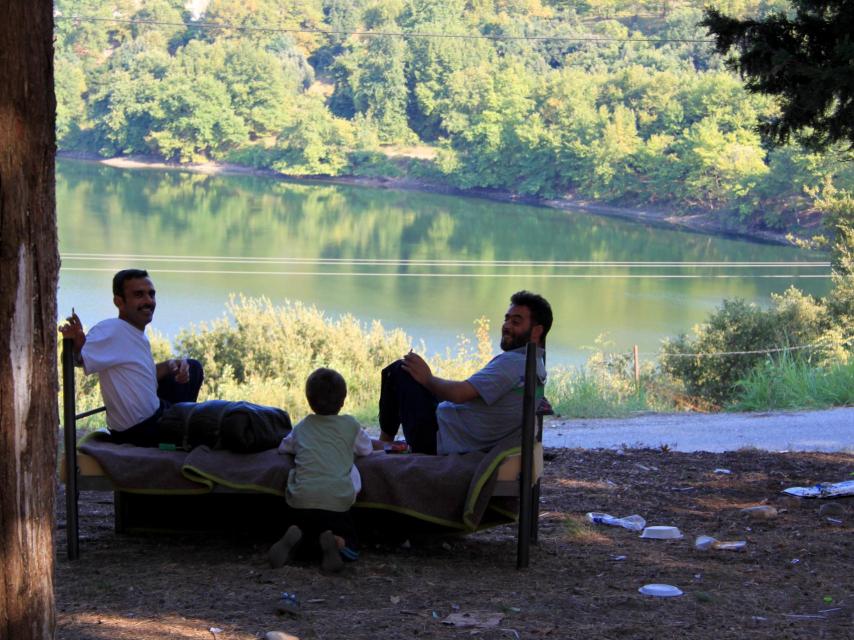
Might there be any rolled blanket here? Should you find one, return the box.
[158,400,292,453]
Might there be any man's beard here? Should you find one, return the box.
[500,327,532,352]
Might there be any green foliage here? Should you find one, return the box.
[703,1,854,150]
[273,95,356,175]
[148,73,249,161]
[730,355,854,411]
[660,288,846,405]
[53,0,854,229]
[812,180,854,329]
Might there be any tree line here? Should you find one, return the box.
[55,0,853,231]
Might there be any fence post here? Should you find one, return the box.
[633,345,640,391]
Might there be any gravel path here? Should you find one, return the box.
[543,407,854,453]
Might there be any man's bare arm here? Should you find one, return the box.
[401,352,480,404]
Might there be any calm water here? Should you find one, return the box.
[57,158,830,366]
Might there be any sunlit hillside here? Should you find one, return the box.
[54,0,853,231]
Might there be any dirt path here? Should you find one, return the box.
[545,407,854,453]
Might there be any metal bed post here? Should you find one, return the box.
[516,341,537,569]
[62,338,80,560]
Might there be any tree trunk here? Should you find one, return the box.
[0,0,58,638]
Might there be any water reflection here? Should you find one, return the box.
[57,158,830,365]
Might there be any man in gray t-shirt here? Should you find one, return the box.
[378,291,552,455]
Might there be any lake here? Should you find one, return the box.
[57,158,830,367]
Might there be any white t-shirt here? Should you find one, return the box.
[81,318,159,431]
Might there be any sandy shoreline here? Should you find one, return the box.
[59,151,798,245]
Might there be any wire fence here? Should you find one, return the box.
[55,15,718,44]
[640,337,854,358]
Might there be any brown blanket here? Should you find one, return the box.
[79,432,521,531]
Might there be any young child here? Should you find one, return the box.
[269,367,373,573]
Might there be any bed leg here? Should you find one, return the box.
[114,491,126,533]
[62,338,80,561]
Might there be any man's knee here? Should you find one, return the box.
[186,358,204,401]
[187,358,203,380]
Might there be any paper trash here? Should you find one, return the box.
[782,480,854,499]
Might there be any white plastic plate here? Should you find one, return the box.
[640,526,683,539]
[639,584,684,597]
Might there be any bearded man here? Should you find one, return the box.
[378,290,551,454]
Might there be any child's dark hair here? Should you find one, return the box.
[305,368,347,415]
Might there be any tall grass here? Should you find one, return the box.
[730,355,854,411]
[546,338,679,418]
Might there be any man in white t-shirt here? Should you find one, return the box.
[378,290,551,455]
[59,269,204,446]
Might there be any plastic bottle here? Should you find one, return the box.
[586,512,646,531]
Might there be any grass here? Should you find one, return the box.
[546,363,681,419]
[730,355,854,411]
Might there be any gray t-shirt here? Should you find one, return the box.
[435,346,546,455]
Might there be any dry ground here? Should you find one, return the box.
[55,447,853,640]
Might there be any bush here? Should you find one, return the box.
[659,289,841,405]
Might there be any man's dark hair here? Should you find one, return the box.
[510,290,553,341]
[305,368,347,415]
[112,269,150,298]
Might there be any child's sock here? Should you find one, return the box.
[339,546,359,562]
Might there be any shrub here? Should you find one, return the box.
[659,288,841,404]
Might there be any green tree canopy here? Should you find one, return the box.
[702,0,854,150]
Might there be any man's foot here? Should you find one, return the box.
[319,530,344,574]
[269,525,302,568]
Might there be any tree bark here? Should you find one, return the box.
[0,0,58,638]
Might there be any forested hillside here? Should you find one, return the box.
[54,0,853,231]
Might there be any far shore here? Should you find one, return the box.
[58,151,801,246]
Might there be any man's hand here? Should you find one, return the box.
[400,351,432,386]
[170,358,190,384]
[157,358,190,383]
[400,350,479,404]
[58,310,86,355]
